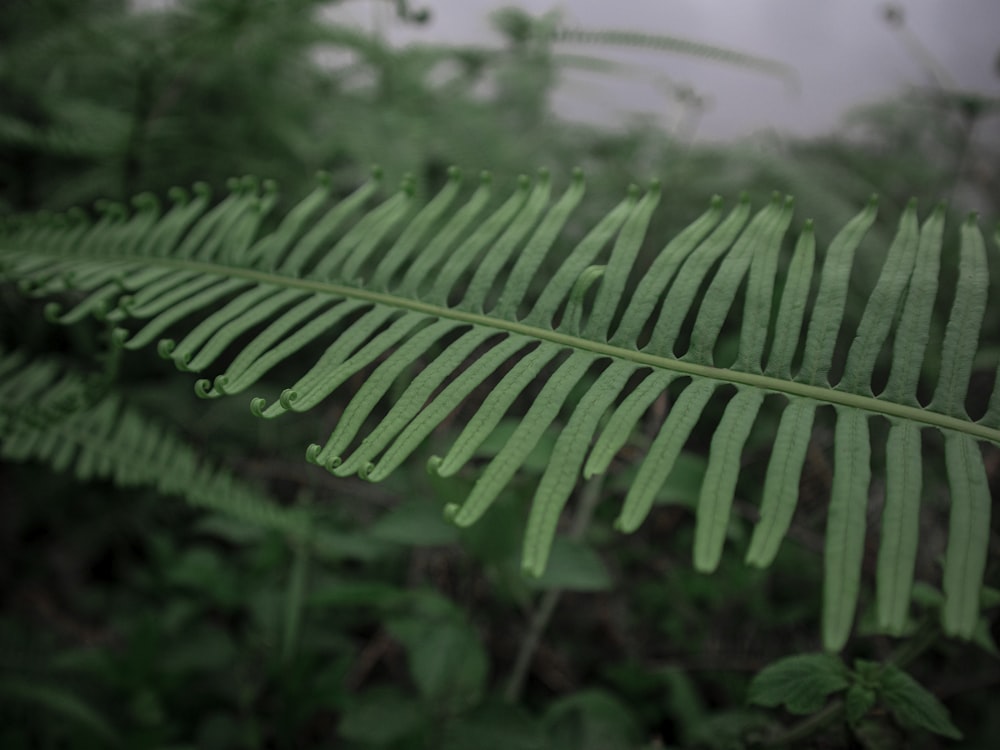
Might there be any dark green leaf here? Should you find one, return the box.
[0,679,122,746]
[845,683,877,725]
[544,689,641,750]
[338,686,424,745]
[370,498,459,545]
[879,664,962,740]
[748,653,850,714]
[527,537,613,591]
[442,702,545,750]
[388,608,488,712]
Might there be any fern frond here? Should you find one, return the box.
[0,348,308,540]
[1,171,997,651]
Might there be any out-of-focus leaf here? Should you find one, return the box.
[845,683,877,725]
[748,653,850,714]
[0,678,121,745]
[543,689,641,750]
[387,607,488,712]
[338,686,424,745]
[441,701,545,750]
[528,537,612,591]
[370,498,459,545]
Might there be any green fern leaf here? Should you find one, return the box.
[0,349,309,541]
[2,170,997,651]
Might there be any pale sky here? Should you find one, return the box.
[330,0,1000,141]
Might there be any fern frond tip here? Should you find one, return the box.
[156,339,176,359]
[43,302,63,323]
[304,443,322,464]
[193,379,213,398]
[167,186,188,204]
[426,455,443,476]
[358,461,377,480]
[110,327,129,349]
[131,192,159,212]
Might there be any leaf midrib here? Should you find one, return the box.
[18,252,1000,444]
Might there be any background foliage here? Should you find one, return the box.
[1,1,998,748]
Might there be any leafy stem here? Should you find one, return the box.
[758,618,943,748]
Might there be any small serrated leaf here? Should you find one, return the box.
[748,653,850,714]
[878,664,962,740]
[845,683,877,726]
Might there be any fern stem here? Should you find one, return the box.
[503,473,605,703]
[281,494,313,665]
[36,253,996,445]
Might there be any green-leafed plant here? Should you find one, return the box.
[2,166,996,658]
[4,2,1000,748]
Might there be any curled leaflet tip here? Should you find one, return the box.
[132,193,158,211]
[249,397,268,417]
[110,327,130,348]
[173,354,194,373]
[193,379,214,398]
[43,302,62,323]
[157,339,175,358]
[426,455,443,475]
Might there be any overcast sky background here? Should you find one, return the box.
[327,0,1000,141]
